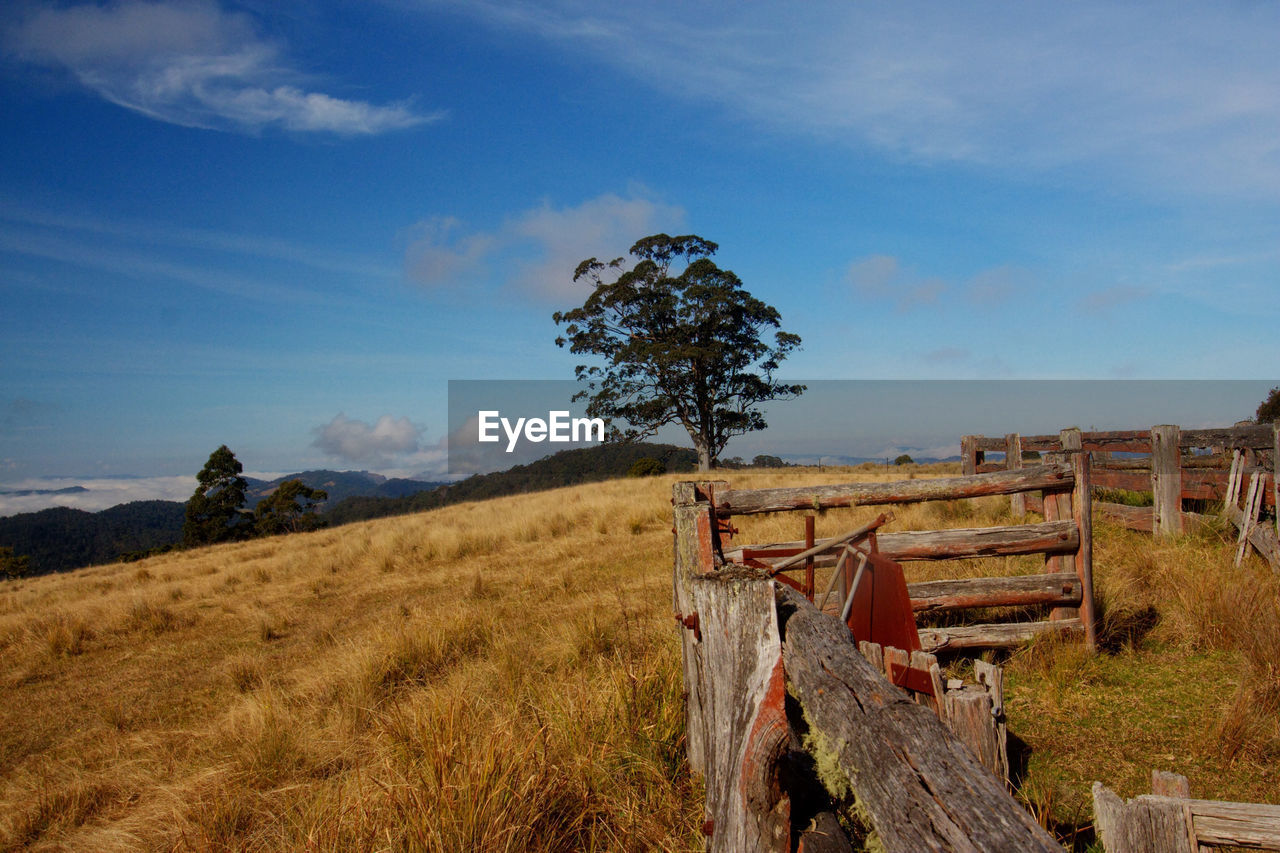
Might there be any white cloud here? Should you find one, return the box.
[846,253,947,312]
[848,254,1038,314]
[7,0,435,135]
[0,475,196,516]
[846,254,900,298]
[403,217,497,286]
[439,1,1280,198]
[404,192,685,300]
[967,266,1031,303]
[312,413,422,465]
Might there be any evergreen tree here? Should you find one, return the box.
[1,546,31,580]
[554,234,803,471]
[183,445,249,546]
[254,479,327,535]
[1256,386,1280,424]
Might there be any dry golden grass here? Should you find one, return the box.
[0,476,701,851]
[1,461,1276,851]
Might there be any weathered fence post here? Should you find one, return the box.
[1006,433,1026,517]
[1094,771,1280,852]
[1072,448,1097,651]
[1092,783,1195,853]
[673,481,791,851]
[673,480,727,775]
[1151,425,1184,538]
[1047,430,1079,621]
[1274,422,1279,539]
[961,434,978,476]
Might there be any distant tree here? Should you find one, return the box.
[626,457,665,478]
[1256,386,1280,424]
[752,454,787,468]
[254,479,328,536]
[183,445,250,546]
[554,234,804,471]
[720,456,746,469]
[894,454,914,465]
[1022,450,1042,461]
[1,546,31,580]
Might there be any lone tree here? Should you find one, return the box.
[554,234,803,471]
[183,445,250,546]
[1,546,31,580]
[1256,386,1280,424]
[255,479,328,536]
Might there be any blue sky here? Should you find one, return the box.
[2,1,1278,500]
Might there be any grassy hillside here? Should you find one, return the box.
[1,465,1277,851]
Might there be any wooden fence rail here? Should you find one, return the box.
[1094,770,1280,851]
[717,452,1096,653]
[962,423,1280,570]
[673,479,1061,850]
[673,463,1112,850]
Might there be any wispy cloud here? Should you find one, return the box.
[405,192,685,301]
[7,0,437,135]
[312,413,422,466]
[434,1,1280,198]
[0,200,402,281]
[0,200,399,306]
[847,253,1038,314]
[846,254,945,312]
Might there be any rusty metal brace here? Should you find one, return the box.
[675,611,701,641]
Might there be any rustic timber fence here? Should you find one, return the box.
[1094,770,1280,851]
[713,448,1097,653]
[672,464,1097,851]
[962,422,1280,569]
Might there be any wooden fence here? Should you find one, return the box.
[672,466,1096,851]
[962,423,1280,569]
[712,450,1097,653]
[1094,770,1280,851]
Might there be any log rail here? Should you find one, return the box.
[1094,770,1280,852]
[673,479,1062,851]
[715,454,1097,654]
[963,422,1279,570]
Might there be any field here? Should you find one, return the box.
[2,465,1278,851]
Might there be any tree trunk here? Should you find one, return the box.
[694,437,714,471]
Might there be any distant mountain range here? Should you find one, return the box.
[778,453,963,466]
[0,470,444,577]
[1,444,699,577]
[242,470,443,507]
[0,485,90,497]
[1,445,953,578]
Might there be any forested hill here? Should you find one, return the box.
[243,470,444,506]
[0,501,186,576]
[324,442,698,525]
[1,444,697,577]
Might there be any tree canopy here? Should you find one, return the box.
[254,479,328,536]
[1,546,31,580]
[553,234,803,470]
[1256,386,1280,425]
[183,445,250,546]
